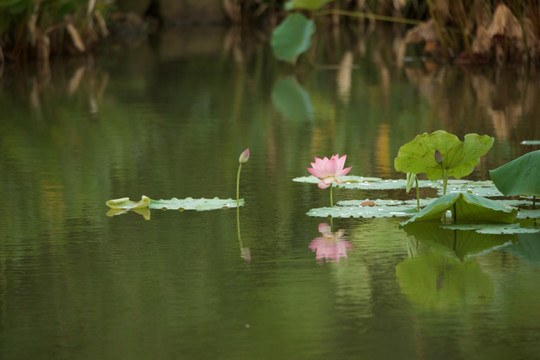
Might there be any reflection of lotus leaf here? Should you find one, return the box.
[400,192,517,226]
[503,233,540,264]
[396,253,493,310]
[272,76,314,122]
[402,222,516,260]
[490,150,540,197]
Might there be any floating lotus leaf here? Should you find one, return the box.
[106,195,151,210]
[285,0,334,10]
[489,150,540,197]
[439,180,504,197]
[521,140,540,145]
[394,130,494,180]
[271,13,315,63]
[400,192,518,226]
[106,196,243,212]
[403,222,515,259]
[517,209,540,219]
[307,199,435,218]
[440,223,540,234]
[294,175,438,190]
[272,77,314,122]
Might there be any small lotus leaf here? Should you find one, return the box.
[106,195,151,210]
[521,140,540,145]
[285,0,334,10]
[400,192,518,226]
[489,150,540,197]
[271,13,315,63]
[394,130,494,180]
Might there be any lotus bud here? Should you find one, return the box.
[434,149,443,164]
[239,148,250,164]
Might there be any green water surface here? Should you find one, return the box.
[1,26,539,359]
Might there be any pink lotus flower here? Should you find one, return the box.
[309,223,352,263]
[307,154,352,189]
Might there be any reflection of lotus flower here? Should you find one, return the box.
[309,223,352,263]
[307,154,352,189]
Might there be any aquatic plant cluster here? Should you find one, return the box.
[271,0,540,65]
[0,0,111,61]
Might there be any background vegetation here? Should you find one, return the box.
[0,0,539,64]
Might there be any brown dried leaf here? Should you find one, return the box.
[487,4,522,40]
[405,19,438,43]
[471,25,491,54]
[94,11,109,37]
[66,22,86,52]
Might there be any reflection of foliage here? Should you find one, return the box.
[396,252,494,310]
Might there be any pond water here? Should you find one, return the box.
[1,25,540,359]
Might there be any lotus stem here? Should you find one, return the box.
[534,196,536,209]
[330,185,334,207]
[453,203,457,223]
[314,9,422,25]
[415,177,420,212]
[236,163,242,207]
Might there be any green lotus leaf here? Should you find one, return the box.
[400,192,518,226]
[489,150,540,197]
[517,209,540,219]
[307,199,435,218]
[521,140,540,145]
[106,195,151,210]
[438,180,503,197]
[149,197,243,211]
[284,0,334,11]
[106,196,243,211]
[394,130,494,180]
[271,13,315,63]
[440,223,540,234]
[272,77,314,122]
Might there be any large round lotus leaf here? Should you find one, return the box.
[394,130,494,180]
[489,150,540,197]
[285,0,334,10]
[400,192,518,226]
[271,13,315,63]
